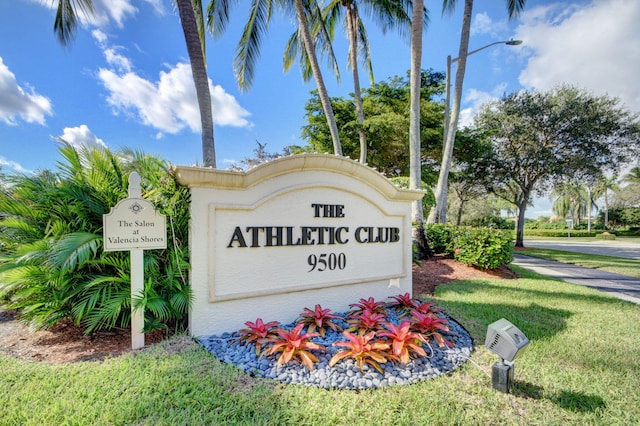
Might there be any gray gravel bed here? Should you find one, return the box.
[199,309,473,390]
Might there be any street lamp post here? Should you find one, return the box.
[442,39,522,149]
[430,38,522,225]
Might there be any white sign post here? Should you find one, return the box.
[103,172,167,349]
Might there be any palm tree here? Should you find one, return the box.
[51,0,217,167]
[551,182,592,227]
[622,165,640,185]
[208,0,343,156]
[409,0,431,258]
[427,0,526,224]
[593,175,619,229]
[321,1,412,164]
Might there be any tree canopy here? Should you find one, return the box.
[301,70,445,180]
[473,85,640,246]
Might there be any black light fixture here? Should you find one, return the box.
[485,319,530,393]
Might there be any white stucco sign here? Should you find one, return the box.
[175,155,423,337]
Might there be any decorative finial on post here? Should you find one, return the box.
[128,172,142,198]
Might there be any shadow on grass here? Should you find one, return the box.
[513,381,607,413]
[436,277,627,307]
[437,298,572,341]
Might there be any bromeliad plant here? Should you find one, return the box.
[234,294,456,373]
[262,323,326,371]
[234,318,280,354]
[348,297,387,316]
[298,304,342,337]
[387,292,420,315]
[378,321,427,364]
[345,309,386,334]
[409,311,455,349]
[329,331,390,374]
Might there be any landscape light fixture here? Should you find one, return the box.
[485,318,530,393]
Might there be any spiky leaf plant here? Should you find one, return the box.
[0,142,191,335]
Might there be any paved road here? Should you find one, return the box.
[523,238,640,260]
[512,254,640,304]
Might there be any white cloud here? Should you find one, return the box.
[516,0,640,112]
[458,84,508,128]
[0,57,52,125]
[92,30,132,72]
[30,0,164,29]
[471,12,508,38]
[0,156,31,174]
[56,125,107,150]
[98,62,251,135]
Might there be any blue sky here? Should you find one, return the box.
[1,0,639,218]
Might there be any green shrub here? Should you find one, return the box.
[595,232,616,240]
[523,229,597,238]
[424,224,459,255]
[424,224,513,269]
[0,143,191,334]
[452,227,513,270]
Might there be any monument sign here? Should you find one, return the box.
[175,155,423,337]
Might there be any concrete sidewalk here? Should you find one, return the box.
[512,254,640,305]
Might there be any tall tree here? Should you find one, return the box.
[473,85,640,247]
[427,0,526,224]
[594,174,619,229]
[550,182,590,227]
[176,0,216,167]
[302,71,445,177]
[322,0,413,164]
[51,0,217,167]
[208,0,343,155]
[409,0,431,258]
[623,165,640,185]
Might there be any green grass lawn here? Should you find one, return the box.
[516,247,640,278]
[1,268,639,425]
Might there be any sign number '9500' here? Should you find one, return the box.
[307,253,346,272]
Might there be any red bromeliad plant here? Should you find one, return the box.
[345,309,386,334]
[348,297,386,316]
[387,293,420,315]
[413,300,443,316]
[329,331,390,374]
[409,311,454,348]
[378,321,427,364]
[234,318,280,354]
[263,323,326,370]
[298,304,343,337]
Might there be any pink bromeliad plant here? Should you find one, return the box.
[262,323,326,371]
[348,296,387,316]
[298,304,343,337]
[409,311,454,349]
[234,318,280,354]
[345,309,386,334]
[413,300,443,316]
[387,293,420,315]
[329,331,390,374]
[378,321,427,364]
[232,295,456,372]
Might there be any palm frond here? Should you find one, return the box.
[48,232,102,273]
[233,0,276,91]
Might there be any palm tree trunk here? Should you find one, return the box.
[604,189,609,229]
[294,0,342,156]
[409,0,430,259]
[428,0,473,224]
[346,6,367,164]
[176,0,216,168]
